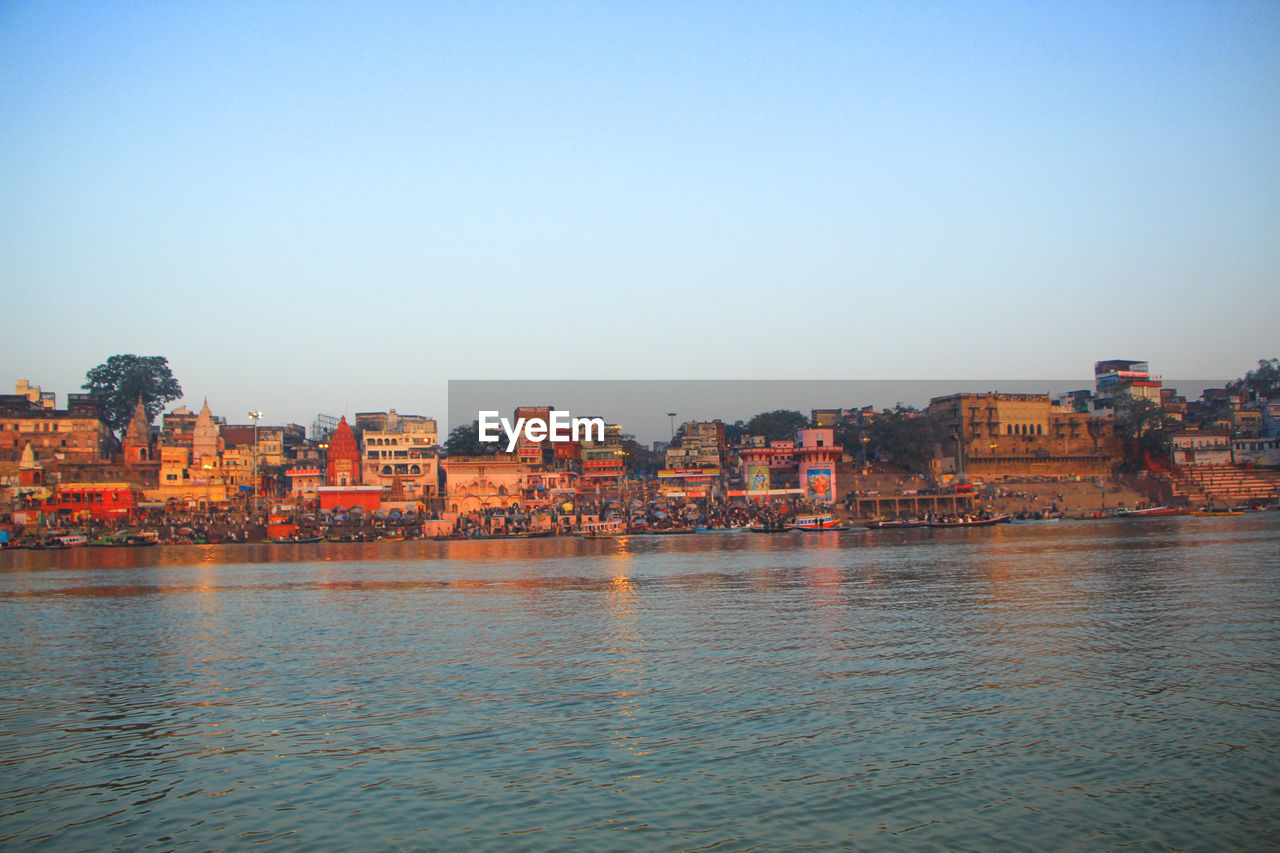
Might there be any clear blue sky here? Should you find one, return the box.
[3,1,1277,429]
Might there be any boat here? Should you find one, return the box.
[1192,509,1243,517]
[927,515,1011,528]
[1009,513,1063,524]
[1115,506,1190,518]
[577,519,628,539]
[788,514,850,531]
[89,533,159,546]
[865,518,928,529]
[748,522,789,533]
[644,527,698,535]
[45,532,89,547]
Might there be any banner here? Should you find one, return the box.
[805,468,833,502]
[746,464,769,492]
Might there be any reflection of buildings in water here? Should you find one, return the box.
[800,565,847,643]
[604,551,648,756]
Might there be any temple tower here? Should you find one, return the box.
[326,416,361,486]
[192,399,221,463]
[122,397,152,465]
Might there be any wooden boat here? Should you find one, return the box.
[1009,514,1063,524]
[748,523,789,533]
[1115,506,1190,518]
[865,519,928,529]
[45,533,89,547]
[1192,510,1243,517]
[927,515,1010,528]
[577,520,628,539]
[788,514,850,531]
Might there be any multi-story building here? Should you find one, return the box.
[149,445,229,507]
[443,455,532,513]
[221,425,285,468]
[512,406,554,467]
[1095,360,1162,403]
[1170,429,1233,466]
[796,428,840,504]
[355,410,437,444]
[665,420,725,469]
[928,392,1119,480]
[357,410,440,501]
[0,386,112,464]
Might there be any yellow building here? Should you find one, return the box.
[928,393,1119,480]
[443,455,531,512]
[147,445,229,508]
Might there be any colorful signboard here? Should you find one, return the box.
[746,464,770,492]
[805,467,833,502]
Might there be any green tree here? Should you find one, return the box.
[745,409,810,441]
[723,419,747,445]
[82,354,183,436]
[618,438,656,478]
[1227,358,1280,401]
[444,421,494,456]
[1113,393,1173,467]
[868,405,945,473]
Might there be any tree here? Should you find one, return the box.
[1112,393,1174,468]
[618,437,656,478]
[82,354,183,436]
[867,405,945,473]
[1227,358,1280,401]
[723,419,747,445]
[444,421,494,456]
[744,409,810,441]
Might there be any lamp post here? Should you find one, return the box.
[248,411,262,519]
[667,412,677,440]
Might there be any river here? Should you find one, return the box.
[2,515,1278,850]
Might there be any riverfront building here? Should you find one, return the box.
[361,416,440,502]
[795,428,840,504]
[928,392,1119,481]
[0,384,112,464]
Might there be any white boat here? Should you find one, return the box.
[46,533,89,547]
[788,514,851,531]
[577,519,628,539]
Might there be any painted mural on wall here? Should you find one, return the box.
[805,468,832,502]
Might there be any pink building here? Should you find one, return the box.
[795,428,840,504]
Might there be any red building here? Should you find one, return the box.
[326,416,361,486]
[42,482,143,521]
[318,485,383,514]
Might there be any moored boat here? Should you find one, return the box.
[577,519,628,539]
[865,518,928,529]
[927,514,1011,528]
[1116,506,1190,518]
[788,514,850,531]
[748,522,789,533]
[45,532,89,547]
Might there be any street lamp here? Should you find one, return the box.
[248,411,262,518]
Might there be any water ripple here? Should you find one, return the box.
[1,516,1278,849]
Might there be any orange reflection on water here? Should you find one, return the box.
[604,551,649,757]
